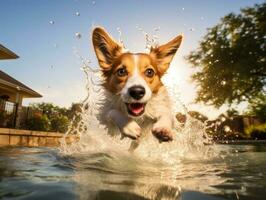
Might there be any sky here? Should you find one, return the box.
[0,0,264,119]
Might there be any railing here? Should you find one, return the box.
[0,99,17,128]
[0,99,42,129]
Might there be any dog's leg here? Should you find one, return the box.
[152,114,173,142]
[107,109,141,140]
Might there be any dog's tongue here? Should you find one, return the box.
[129,103,144,115]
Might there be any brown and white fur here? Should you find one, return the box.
[92,27,182,146]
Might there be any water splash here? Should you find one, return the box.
[58,31,226,200]
[224,125,231,133]
[221,80,226,86]
[75,32,82,39]
[116,27,127,51]
[60,55,216,164]
[136,25,160,51]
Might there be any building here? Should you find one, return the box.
[0,44,42,127]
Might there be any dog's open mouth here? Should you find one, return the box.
[126,103,146,117]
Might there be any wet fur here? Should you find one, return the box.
[92,27,182,148]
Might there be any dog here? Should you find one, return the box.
[92,27,182,145]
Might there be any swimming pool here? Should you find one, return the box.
[0,143,265,200]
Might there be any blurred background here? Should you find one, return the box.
[0,0,265,140]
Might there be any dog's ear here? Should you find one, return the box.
[92,27,122,71]
[150,34,182,75]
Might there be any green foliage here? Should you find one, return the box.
[25,102,81,133]
[245,123,266,139]
[246,93,266,122]
[26,114,51,131]
[226,108,239,117]
[50,115,70,133]
[29,102,68,119]
[186,3,266,107]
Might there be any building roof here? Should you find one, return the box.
[0,44,19,60]
[0,70,42,98]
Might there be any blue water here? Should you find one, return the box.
[0,144,266,200]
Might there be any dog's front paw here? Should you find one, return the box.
[121,121,141,140]
[152,125,173,142]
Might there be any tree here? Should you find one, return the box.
[50,115,70,133]
[186,3,266,108]
[30,102,68,119]
[247,93,266,122]
[188,111,208,122]
[27,102,72,133]
[26,114,51,131]
[226,108,239,117]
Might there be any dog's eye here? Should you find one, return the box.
[116,67,128,77]
[144,68,155,78]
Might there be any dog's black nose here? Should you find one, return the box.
[129,86,145,100]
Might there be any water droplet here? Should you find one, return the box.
[181,7,185,11]
[136,24,143,31]
[216,121,221,126]
[154,27,160,32]
[75,11,80,16]
[49,20,55,25]
[241,186,246,191]
[224,125,231,132]
[241,95,246,100]
[75,32,82,39]
[221,80,226,86]
[221,117,226,122]
[189,28,195,32]
[116,27,126,49]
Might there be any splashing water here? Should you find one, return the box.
[135,25,161,51]
[116,27,127,51]
[58,30,232,200]
[60,49,217,165]
[75,32,82,39]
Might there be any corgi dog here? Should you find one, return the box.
[92,27,182,144]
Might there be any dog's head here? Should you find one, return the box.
[92,27,182,118]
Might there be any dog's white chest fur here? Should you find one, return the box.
[99,86,173,141]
